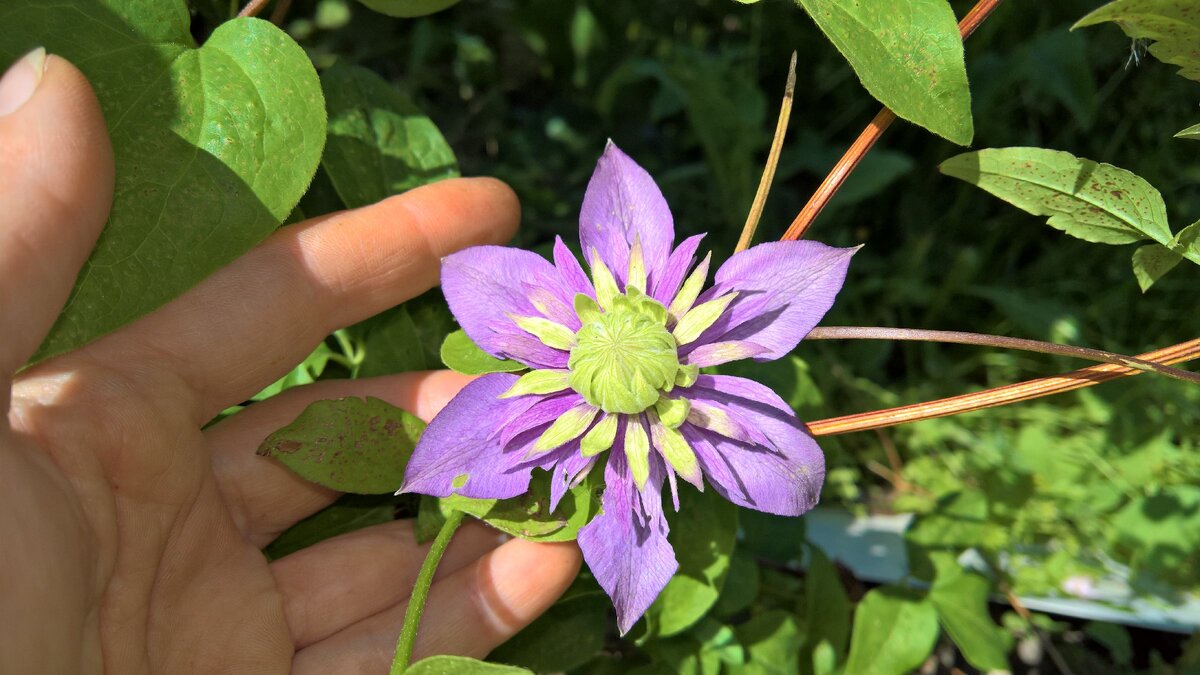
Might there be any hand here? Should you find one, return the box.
[0,50,581,674]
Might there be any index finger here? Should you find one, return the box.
[65,177,519,422]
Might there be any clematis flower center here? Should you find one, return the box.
[568,290,680,414]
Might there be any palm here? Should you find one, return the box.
[1,55,580,674]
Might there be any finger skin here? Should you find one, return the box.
[206,370,474,545]
[271,519,506,649]
[76,178,519,423]
[0,54,113,377]
[291,538,582,674]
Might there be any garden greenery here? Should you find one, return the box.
[4,0,1200,672]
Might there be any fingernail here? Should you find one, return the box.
[0,47,47,116]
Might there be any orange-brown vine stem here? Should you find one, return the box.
[807,338,1200,437]
[238,0,270,18]
[781,0,1006,241]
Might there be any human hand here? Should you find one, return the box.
[0,50,581,674]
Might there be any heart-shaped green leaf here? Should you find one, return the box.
[258,397,424,494]
[321,64,458,209]
[0,1,325,362]
[795,0,973,145]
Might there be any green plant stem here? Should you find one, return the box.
[806,326,1200,386]
[390,510,466,674]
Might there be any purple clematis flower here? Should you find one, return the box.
[399,142,857,633]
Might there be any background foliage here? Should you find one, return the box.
[6,0,1199,672]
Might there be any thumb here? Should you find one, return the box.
[0,48,114,376]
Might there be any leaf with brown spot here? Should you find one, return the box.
[258,397,424,494]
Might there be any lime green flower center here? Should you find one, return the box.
[569,290,680,414]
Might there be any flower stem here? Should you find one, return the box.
[735,51,797,254]
[781,0,1006,241]
[806,337,1200,437]
[390,510,466,674]
[805,326,1200,385]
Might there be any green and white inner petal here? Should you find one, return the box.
[501,245,736,491]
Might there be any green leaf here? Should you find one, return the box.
[794,0,972,145]
[321,64,458,209]
[1132,244,1182,292]
[843,587,939,675]
[0,2,325,363]
[647,487,739,637]
[712,550,761,618]
[1176,122,1200,140]
[906,491,1003,552]
[1075,0,1200,82]
[728,610,801,675]
[430,466,603,542]
[257,396,424,494]
[264,494,395,560]
[353,291,456,377]
[929,565,1011,671]
[1111,485,1200,586]
[489,584,609,672]
[802,548,852,669]
[440,329,524,375]
[941,147,1173,246]
[356,0,461,18]
[1084,622,1133,665]
[405,655,531,675]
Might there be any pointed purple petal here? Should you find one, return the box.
[578,447,677,635]
[650,234,704,304]
[400,374,541,500]
[442,246,573,368]
[553,236,595,299]
[497,392,585,447]
[579,142,675,286]
[684,241,857,360]
[549,448,597,512]
[682,375,825,516]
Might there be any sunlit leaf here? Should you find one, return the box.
[321,63,458,209]
[728,610,800,675]
[843,587,939,675]
[421,466,603,543]
[802,548,852,669]
[1131,244,1182,292]
[441,329,524,375]
[1075,0,1200,82]
[795,0,973,144]
[929,563,1011,671]
[1175,122,1200,140]
[258,396,424,494]
[0,1,325,363]
[941,147,1175,246]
